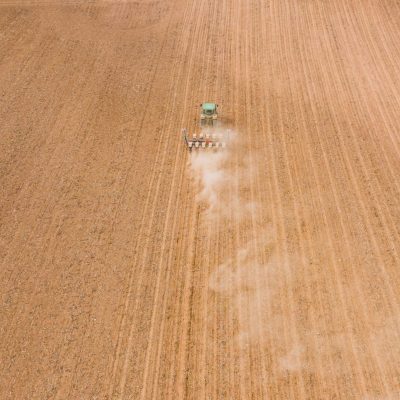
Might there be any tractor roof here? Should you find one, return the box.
[202,102,217,111]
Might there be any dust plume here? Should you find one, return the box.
[189,149,229,216]
[188,127,291,349]
[188,126,400,388]
[279,344,306,372]
[188,128,257,221]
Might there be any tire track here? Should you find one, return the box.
[137,1,204,396]
[105,4,180,396]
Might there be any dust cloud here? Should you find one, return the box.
[188,127,294,351]
[189,150,229,217]
[188,129,258,221]
[187,127,400,390]
[279,344,306,372]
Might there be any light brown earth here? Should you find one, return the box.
[1,0,400,399]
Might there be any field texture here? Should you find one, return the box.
[1,1,400,399]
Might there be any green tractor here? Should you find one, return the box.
[200,102,218,126]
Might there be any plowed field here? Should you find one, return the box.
[1,1,400,399]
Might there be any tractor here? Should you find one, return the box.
[182,102,229,151]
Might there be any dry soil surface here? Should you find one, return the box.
[1,1,400,399]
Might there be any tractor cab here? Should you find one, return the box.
[200,102,218,126]
[202,103,217,115]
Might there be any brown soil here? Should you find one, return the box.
[1,1,400,399]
